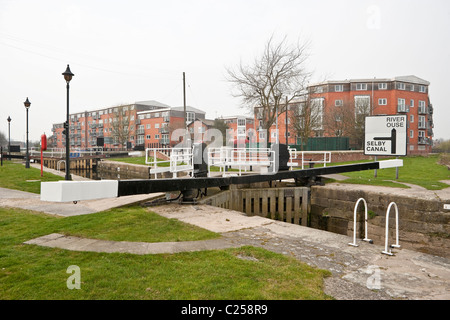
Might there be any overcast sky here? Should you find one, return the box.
[1,0,449,143]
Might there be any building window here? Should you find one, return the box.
[378,98,387,105]
[155,123,160,129]
[410,84,414,91]
[187,112,195,123]
[356,83,367,91]
[397,83,406,90]
[397,98,407,113]
[335,84,343,92]
[378,83,387,90]
[146,124,151,129]
[155,134,160,139]
[410,130,414,138]
[410,114,414,123]
[237,118,246,126]
[146,135,151,139]
[335,99,343,106]
[418,116,426,129]
[418,101,426,114]
[419,85,426,93]
[410,99,414,108]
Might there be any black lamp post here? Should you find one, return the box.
[7,116,11,160]
[62,64,74,180]
[23,98,31,168]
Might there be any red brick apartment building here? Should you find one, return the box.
[255,75,434,154]
[137,106,206,148]
[49,101,209,150]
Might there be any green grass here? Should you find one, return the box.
[0,161,64,194]
[109,156,169,166]
[331,154,450,190]
[0,206,332,300]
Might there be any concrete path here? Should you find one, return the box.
[24,233,242,254]
[20,202,450,300]
[0,186,164,216]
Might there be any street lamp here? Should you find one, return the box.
[7,116,11,160]
[23,98,31,168]
[62,64,74,180]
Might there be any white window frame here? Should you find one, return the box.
[397,83,406,90]
[419,85,426,93]
[335,84,343,92]
[418,101,426,114]
[378,83,387,90]
[378,98,387,105]
[335,99,343,106]
[356,83,368,91]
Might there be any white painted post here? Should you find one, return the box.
[382,202,401,256]
[348,198,373,247]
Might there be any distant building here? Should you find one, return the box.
[254,75,434,154]
[49,101,208,150]
[136,105,206,148]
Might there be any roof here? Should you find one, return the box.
[134,100,171,108]
[309,75,430,86]
[171,106,206,114]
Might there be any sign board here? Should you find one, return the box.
[364,115,407,156]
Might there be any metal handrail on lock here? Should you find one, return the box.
[348,198,373,247]
[382,202,401,256]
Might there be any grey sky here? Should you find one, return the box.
[1,0,449,143]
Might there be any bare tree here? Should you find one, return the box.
[323,97,356,138]
[111,105,131,148]
[226,35,311,131]
[289,97,323,150]
[352,96,371,149]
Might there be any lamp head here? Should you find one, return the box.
[62,64,74,83]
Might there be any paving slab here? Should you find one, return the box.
[0,186,163,216]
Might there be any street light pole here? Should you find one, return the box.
[62,65,74,181]
[23,98,31,168]
[7,116,11,160]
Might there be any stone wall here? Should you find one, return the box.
[310,184,450,258]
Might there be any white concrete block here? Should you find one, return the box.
[40,180,118,202]
[378,159,403,169]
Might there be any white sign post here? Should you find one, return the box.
[364,115,407,156]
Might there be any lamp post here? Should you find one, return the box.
[62,64,74,180]
[7,116,11,160]
[23,98,31,168]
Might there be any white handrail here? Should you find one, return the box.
[348,198,373,247]
[207,147,275,177]
[382,202,401,256]
[288,150,331,170]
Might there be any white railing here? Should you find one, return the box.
[207,147,275,177]
[348,198,373,247]
[288,149,331,170]
[30,147,103,158]
[145,147,193,178]
[382,202,401,256]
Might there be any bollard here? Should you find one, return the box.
[382,202,401,256]
[348,198,373,247]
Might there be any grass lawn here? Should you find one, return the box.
[0,161,64,194]
[0,206,332,300]
[334,154,450,190]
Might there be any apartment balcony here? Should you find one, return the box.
[163,116,170,122]
[159,138,170,145]
[136,128,145,135]
[418,137,430,145]
[397,105,409,113]
[428,104,433,115]
[159,127,170,134]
